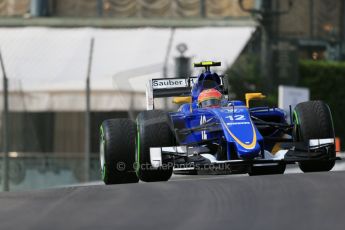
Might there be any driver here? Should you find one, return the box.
[198,88,223,108]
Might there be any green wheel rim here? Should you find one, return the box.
[293,110,301,141]
[293,110,299,125]
[102,164,107,181]
[135,121,141,176]
[100,125,107,181]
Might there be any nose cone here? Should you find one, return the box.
[212,107,263,159]
[234,142,261,159]
[223,118,261,159]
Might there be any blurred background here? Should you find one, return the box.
[0,0,344,191]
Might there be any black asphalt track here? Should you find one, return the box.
[1,171,345,230]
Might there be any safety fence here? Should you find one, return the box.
[0,20,253,191]
[0,153,100,191]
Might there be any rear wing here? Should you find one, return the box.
[146,78,197,110]
[146,77,225,110]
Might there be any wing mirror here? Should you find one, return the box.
[172,96,192,105]
[245,93,266,107]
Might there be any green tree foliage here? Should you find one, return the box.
[299,60,345,145]
[225,54,260,99]
[226,58,345,147]
[225,54,277,106]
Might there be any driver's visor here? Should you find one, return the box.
[199,99,221,108]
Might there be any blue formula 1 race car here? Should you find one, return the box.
[100,61,338,184]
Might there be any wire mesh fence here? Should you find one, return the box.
[0,21,253,191]
[0,26,181,191]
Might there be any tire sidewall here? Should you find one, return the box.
[136,111,174,182]
[100,119,138,184]
[293,101,336,172]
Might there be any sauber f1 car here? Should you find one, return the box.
[100,61,338,184]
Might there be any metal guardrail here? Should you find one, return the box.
[0,17,257,28]
[0,152,100,192]
[0,152,98,158]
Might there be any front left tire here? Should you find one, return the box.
[136,110,175,182]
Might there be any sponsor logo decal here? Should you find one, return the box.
[225,114,250,125]
[152,79,187,89]
[226,122,251,125]
[189,77,198,85]
[220,116,257,149]
[200,115,207,140]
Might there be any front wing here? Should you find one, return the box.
[149,138,339,174]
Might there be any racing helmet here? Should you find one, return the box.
[198,89,222,108]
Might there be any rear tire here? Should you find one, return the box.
[136,111,175,182]
[293,101,335,172]
[100,119,139,184]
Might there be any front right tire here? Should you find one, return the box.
[293,101,336,172]
[100,119,139,184]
